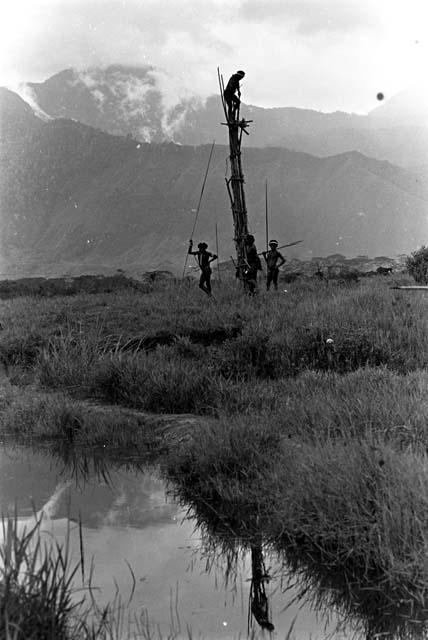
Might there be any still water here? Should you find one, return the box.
[0,444,357,639]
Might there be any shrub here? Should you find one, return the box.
[406,246,428,284]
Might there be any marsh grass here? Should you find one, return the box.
[21,280,427,403]
[11,277,422,418]
[0,512,93,640]
[0,512,189,640]
[0,386,159,451]
[1,516,68,639]
[4,276,428,633]
[0,510,275,640]
[93,347,219,414]
[165,413,428,635]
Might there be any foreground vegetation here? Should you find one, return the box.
[1,512,202,640]
[2,273,428,637]
[0,273,425,413]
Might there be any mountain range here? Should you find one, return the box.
[0,66,427,277]
[1,87,427,276]
[23,66,428,172]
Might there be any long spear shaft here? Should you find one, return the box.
[265,180,269,253]
[257,239,303,256]
[215,223,221,282]
[181,141,216,278]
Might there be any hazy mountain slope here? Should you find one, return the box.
[1,90,427,276]
[0,88,43,142]
[277,125,428,172]
[22,67,428,170]
[27,68,366,145]
[27,66,196,143]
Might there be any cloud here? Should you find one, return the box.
[1,0,426,113]
[54,65,205,142]
[0,1,231,79]
[15,83,53,120]
[0,0,235,104]
[239,0,376,35]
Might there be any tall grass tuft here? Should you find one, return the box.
[94,347,218,414]
[0,512,82,639]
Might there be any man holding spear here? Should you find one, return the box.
[188,240,217,297]
[262,240,286,291]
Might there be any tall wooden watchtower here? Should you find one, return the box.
[218,68,253,280]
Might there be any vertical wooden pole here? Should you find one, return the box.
[215,223,221,282]
[218,68,251,282]
[228,120,249,279]
[265,180,269,253]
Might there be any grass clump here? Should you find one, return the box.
[165,416,284,537]
[164,411,428,631]
[94,347,217,414]
[0,386,159,450]
[0,513,157,640]
[3,277,428,416]
[0,513,84,640]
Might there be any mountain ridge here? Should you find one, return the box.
[10,65,427,170]
[1,87,426,277]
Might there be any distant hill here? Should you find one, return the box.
[19,65,428,170]
[1,86,427,277]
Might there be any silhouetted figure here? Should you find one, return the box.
[243,234,262,295]
[224,70,245,120]
[262,240,286,291]
[188,240,217,296]
[250,545,275,633]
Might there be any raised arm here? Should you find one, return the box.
[188,240,198,255]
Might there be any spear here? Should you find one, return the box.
[181,141,216,278]
[257,239,303,256]
[215,223,221,282]
[265,180,269,253]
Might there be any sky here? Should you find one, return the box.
[0,0,427,114]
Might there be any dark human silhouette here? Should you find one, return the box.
[224,70,245,120]
[243,234,262,295]
[262,240,286,291]
[250,545,275,633]
[188,240,217,296]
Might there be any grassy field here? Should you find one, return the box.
[2,273,428,636]
[1,273,426,412]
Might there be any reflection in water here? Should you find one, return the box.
[249,544,274,633]
[0,443,354,639]
[5,442,428,639]
[166,465,428,640]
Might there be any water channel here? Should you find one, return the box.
[0,442,364,639]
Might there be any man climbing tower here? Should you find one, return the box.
[262,240,286,291]
[223,70,245,120]
[188,240,217,297]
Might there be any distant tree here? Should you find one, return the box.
[406,246,428,284]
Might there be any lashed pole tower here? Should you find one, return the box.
[218,68,253,281]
